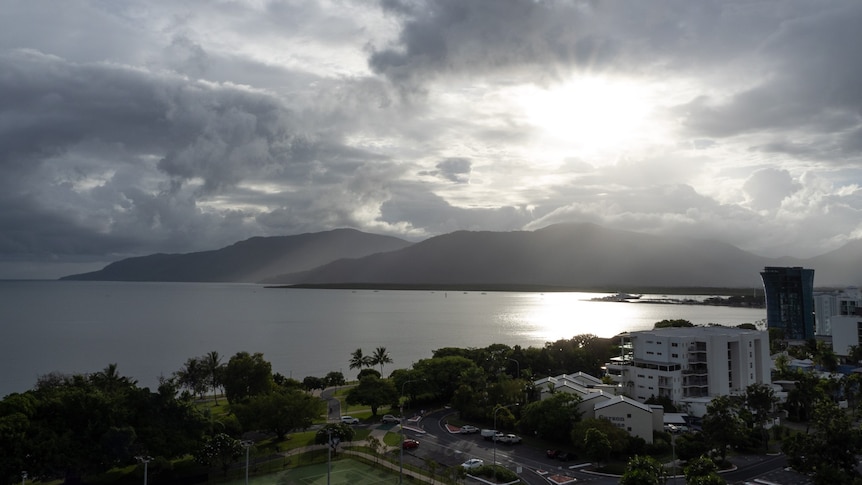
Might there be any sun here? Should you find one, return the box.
[512,76,665,161]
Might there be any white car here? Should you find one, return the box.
[341,416,359,424]
[461,458,484,470]
[459,425,479,434]
[494,433,522,444]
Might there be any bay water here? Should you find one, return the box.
[0,281,765,397]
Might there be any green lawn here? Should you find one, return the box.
[220,458,399,485]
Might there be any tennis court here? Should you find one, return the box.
[225,459,399,485]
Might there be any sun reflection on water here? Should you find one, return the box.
[492,292,763,344]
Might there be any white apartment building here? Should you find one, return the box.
[533,373,662,443]
[814,287,861,336]
[830,314,862,357]
[607,327,771,408]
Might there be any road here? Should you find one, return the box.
[398,408,620,484]
[395,408,805,485]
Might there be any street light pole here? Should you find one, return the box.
[241,440,254,485]
[493,403,519,471]
[399,379,422,484]
[326,429,332,485]
[135,456,151,485]
[21,471,26,485]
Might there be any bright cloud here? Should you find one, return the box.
[2,0,862,278]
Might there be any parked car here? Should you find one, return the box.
[461,458,484,470]
[480,429,498,440]
[382,414,401,424]
[494,433,522,444]
[556,451,575,461]
[547,449,573,461]
[402,439,420,449]
[341,416,359,424]
[459,425,479,434]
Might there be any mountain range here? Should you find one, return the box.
[61,223,862,289]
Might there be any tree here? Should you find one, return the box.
[175,357,208,398]
[571,418,631,457]
[345,375,397,416]
[315,423,354,455]
[702,395,745,462]
[366,435,382,463]
[371,346,393,375]
[684,456,725,485]
[782,399,862,484]
[232,388,324,440]
[324,371,346,387]
[204,351,223,405]
[584,428,611,468]
[743,383,778,450]
[221,352,274,404]
[654,319,694,328]
[620,455,667,485]
[194,433,244,476]
[302,376,325,391]
[349,348,373,373]
[519,392,582,443]
[357,368,381,381]
[412,356,481,402]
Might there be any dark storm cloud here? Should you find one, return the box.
[0,49,368,261]
[679,2,862,158]
[368,0,788,87]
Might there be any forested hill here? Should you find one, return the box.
[60,228,412,283]
[61,223,862,287]
[273,223,862,288]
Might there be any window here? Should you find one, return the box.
[672,353,678,358]
[671,342,678,347]
[627,414,631,418]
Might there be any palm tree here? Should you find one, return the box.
[349,348,372,371]
[205,351,223,405]
[371,346,393,374]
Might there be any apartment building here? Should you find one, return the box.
[814,287,861,337]
[608,327,771,410]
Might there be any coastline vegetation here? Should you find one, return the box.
[7,318,861,485]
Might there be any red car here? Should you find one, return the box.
[402,439,420,450]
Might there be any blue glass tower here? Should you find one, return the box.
[760,266,815,340]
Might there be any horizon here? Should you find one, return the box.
[3,1,862,279]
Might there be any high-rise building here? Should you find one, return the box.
[760,266,815,340]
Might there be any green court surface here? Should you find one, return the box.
[224,459,398,485]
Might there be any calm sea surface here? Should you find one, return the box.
[0,281,765,397]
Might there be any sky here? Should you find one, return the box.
[2,0,862,279]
